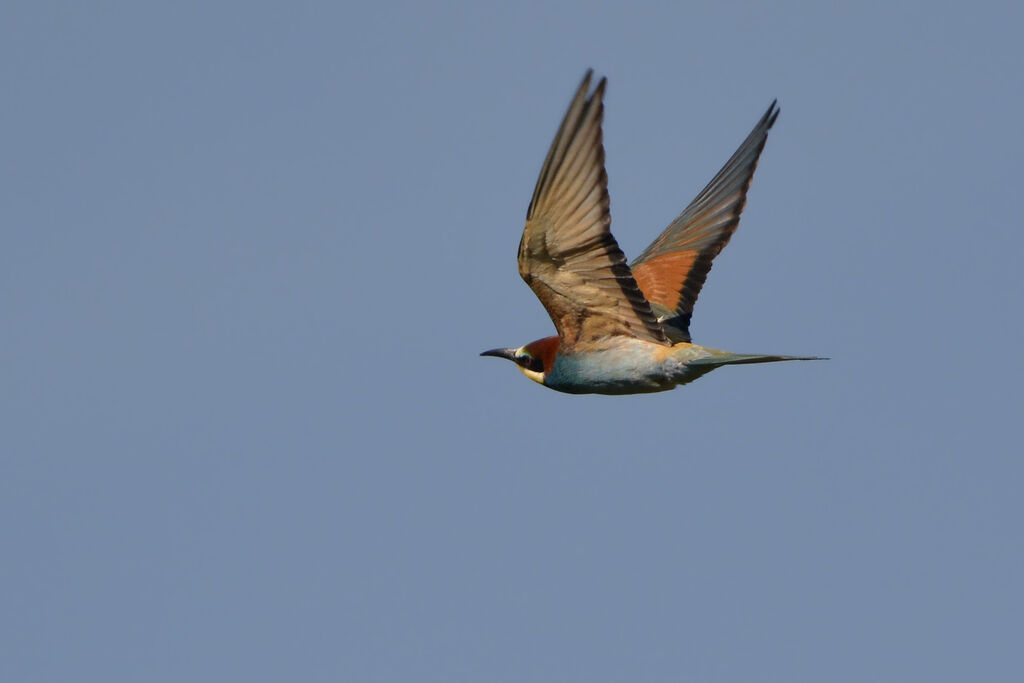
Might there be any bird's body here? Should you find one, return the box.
[482,71,822,394]
[545,337,701,395]
[506,335,811,395]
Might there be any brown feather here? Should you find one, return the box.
[518,71,669,350]
[631,101,779,342]
[632,250,699,317]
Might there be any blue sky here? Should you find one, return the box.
[3,2,1022,681]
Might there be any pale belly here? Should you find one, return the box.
[544,341,716,395]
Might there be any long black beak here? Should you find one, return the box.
[480,347,517,361]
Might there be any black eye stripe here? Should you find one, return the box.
[518,356,543,372]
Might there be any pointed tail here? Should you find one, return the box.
[686,352,827,367]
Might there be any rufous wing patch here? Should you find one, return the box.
[632,250,699,315]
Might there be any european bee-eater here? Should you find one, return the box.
[482,71,822,394]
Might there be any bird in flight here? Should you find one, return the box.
[481,70,822,394]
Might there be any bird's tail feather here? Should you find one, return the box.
[687,352,826,367]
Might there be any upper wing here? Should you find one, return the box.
[518,71,668,349]
[631,101,780,342]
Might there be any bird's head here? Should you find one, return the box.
[480,335,559,386]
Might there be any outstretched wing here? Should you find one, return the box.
[631,101,779,342]
[518,71,668,349]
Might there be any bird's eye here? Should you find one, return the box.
[518,355,541,372]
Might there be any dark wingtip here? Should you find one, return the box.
[580,68,594,92]
[583,70,606,101]
[764,99,780,129]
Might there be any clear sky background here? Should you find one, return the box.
[3,2,1022,681]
